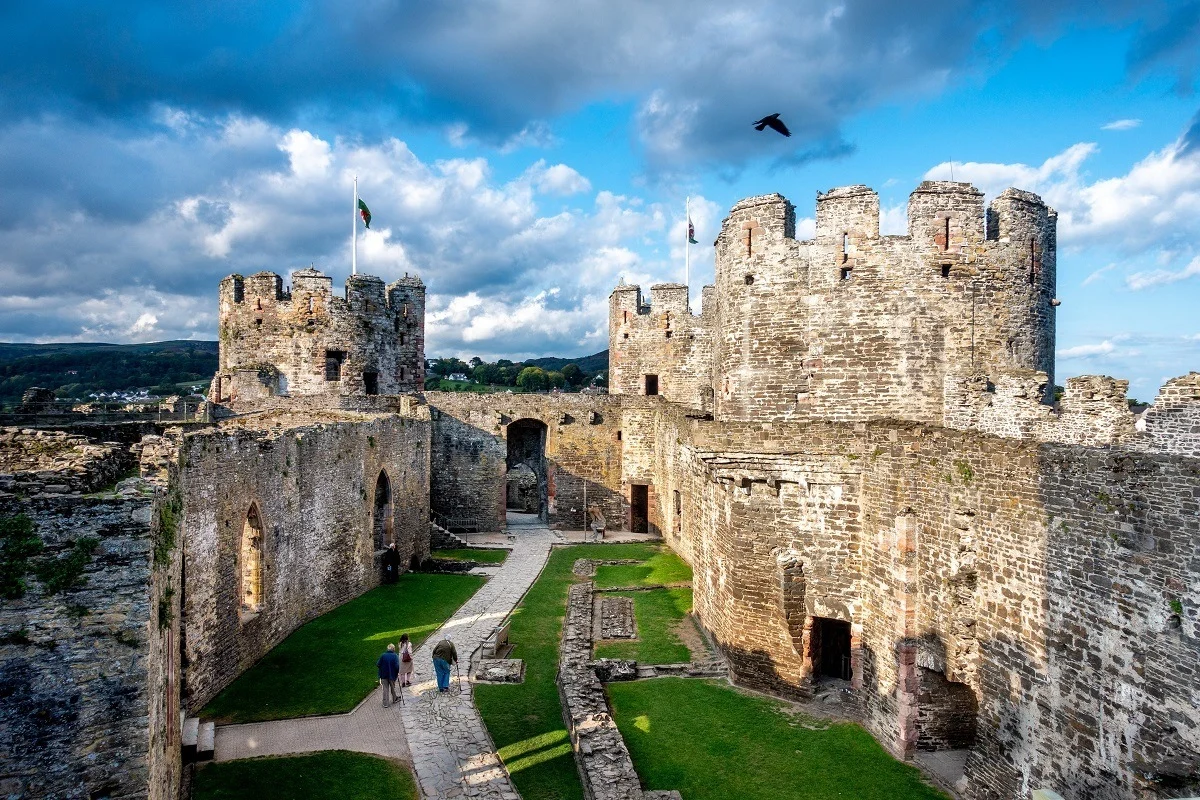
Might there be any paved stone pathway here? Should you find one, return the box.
[214,521,558,800]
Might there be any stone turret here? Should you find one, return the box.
[211,268,425,407]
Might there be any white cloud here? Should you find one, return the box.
[526,161,592,196]
[1126,256,1200,290]
[1101,118,1142,131]
[0,113,682,359]
[1081,263,1117,286]
[1058,340,1117,358]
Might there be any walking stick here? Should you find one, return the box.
[455,661,463,696]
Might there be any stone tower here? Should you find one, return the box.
[210,267,425,405]
[608,181,1058,424]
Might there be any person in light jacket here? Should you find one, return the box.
[398,633,414,687]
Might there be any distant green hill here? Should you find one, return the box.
[0,340,219,404]
[522,350,608,374]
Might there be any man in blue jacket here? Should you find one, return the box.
[377,643,401,707]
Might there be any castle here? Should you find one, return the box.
[1,181,1197,800]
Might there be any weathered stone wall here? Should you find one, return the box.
[0,427,135,494]
[1135,372,1200,457]
[647,414,1200,799]
[0,435,181,800]
[427,393,625,532]
[605,183,1058,426]
[178,409,431,709]
[212,268,425,404]
[609,283,713,411]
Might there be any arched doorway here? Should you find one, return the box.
[373,470,393,550]
[506,419,548,521]
[239,504,264,620]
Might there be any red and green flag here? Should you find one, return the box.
[688,218,698,244]
[358,198,372,229]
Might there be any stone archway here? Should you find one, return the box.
[373,470,393,550]
[506,419,548,521]
[239,504,264,620]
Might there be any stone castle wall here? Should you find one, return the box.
[0,432,181,800]
[427,392,626,532]
[612,182,1059,426]
[212,269,425,404]
[178,410,431,709]
[608,283,714,411]
[635,412,1200,799]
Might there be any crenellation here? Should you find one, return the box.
[211,267,425,407]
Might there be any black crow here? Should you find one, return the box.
[753,113,791,137]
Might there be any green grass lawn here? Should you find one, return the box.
[430,548,509,564]
[593,550,692,589]
[593,588,693,664]
[193,750,418,800]
[609,679,949,800]
[474,543,666,800]
[201,573,484,723]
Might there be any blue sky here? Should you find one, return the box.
[0,1,1198,400]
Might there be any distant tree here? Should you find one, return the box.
[469,356,483,368]
[547,370,566,389]
[561,363,581,386]
[496,359,513,367]
[516,366,548,392]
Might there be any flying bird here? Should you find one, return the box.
[753,113,791,137]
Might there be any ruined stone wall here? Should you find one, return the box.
[0,428,135,494]
[1135,372,1200,457]
[178,410,430,709]
[212,269,425,404]
[609,283,713,411]
[0,436,181,800]
[427,393,625,531]
[691,182,1057,424]
[647,414,1199,799]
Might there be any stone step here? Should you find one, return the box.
[181,717,199,760]
[196,721,215,762]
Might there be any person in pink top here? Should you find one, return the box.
[398,633,414,687]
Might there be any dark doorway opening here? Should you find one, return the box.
[630,484,649,533]
[363,371,379,395]
[506,419,549,520]
[373,470,392,550]
[810,617,852,681]
[644,374,659,396]
[325,350,345,381]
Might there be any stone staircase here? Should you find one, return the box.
[182,716,215,763]
[429,520,469,549]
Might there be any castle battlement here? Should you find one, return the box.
[212,267,425,407]
[609,181,1060,422]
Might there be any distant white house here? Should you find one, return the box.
[447,373,470,382]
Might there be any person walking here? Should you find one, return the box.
[382,542,400,584]
[431,635,458,693]
[398,633,414,687]
[377,643,401,707]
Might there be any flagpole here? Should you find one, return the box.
[352,176,358,276]
[685,196,691,312]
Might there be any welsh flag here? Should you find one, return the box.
[687,218,698,245]
[358,198,372,229]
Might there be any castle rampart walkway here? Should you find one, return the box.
[214,523,559,800]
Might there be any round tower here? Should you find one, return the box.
[387,274,426,392]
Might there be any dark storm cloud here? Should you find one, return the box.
[1,0,1191,171]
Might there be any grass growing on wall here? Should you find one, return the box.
[430,548,509,564]
[593,549,692,589]
[608,678,949,800]
[201,573,483,723]
[193,750,418,800]
[593,587,693,664]
[474,543,664,800]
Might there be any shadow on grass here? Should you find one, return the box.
[200,573,484,724]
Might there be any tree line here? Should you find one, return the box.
[426,356,607,392]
